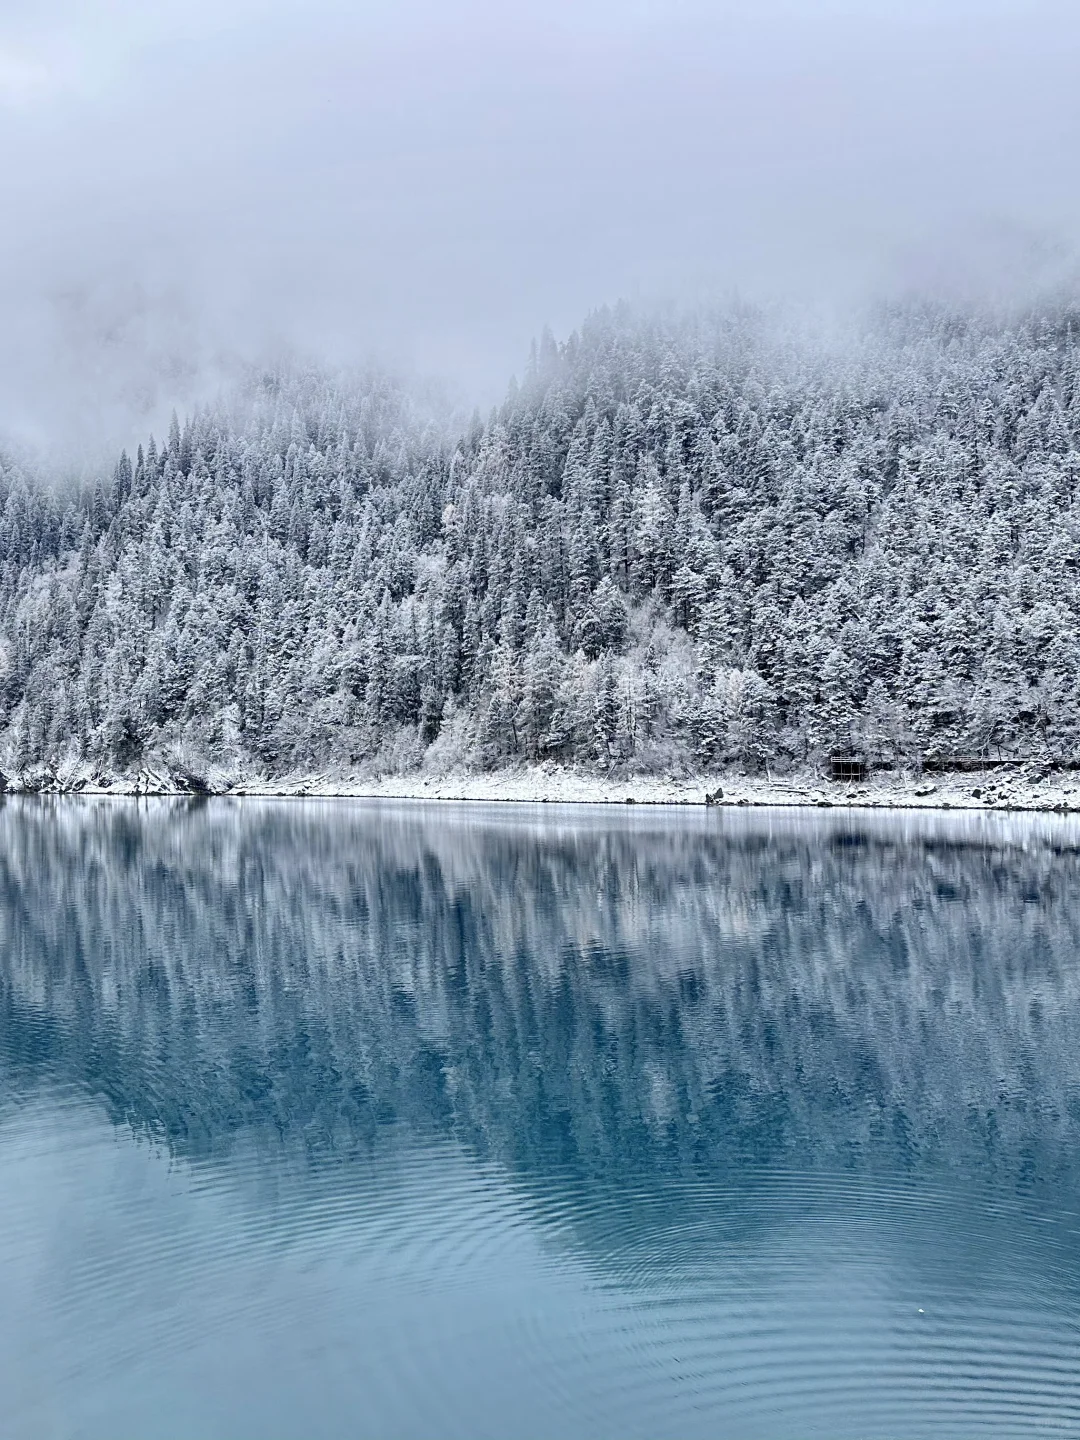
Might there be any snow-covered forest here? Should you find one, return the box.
[2,302,1080,783]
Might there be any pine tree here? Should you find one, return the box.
[1,303,1079,781]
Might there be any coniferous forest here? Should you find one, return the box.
[2,302,1080,784]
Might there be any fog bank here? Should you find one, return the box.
[1,0,1078,461]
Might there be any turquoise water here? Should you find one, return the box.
[2,799,1080,1438]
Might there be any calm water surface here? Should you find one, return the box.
[2,798,1080,1438]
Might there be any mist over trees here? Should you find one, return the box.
[1,301,1080,782]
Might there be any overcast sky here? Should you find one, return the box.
[1,0,1078,459]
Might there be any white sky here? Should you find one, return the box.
[1,0,1078,458]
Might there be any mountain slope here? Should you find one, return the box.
[2,303,1080,782]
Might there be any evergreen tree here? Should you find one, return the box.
[1,302,1079,781]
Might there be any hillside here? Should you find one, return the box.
[2,302,1079,785]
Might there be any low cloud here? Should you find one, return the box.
[2,0,1078,463]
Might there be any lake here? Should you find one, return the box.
[2,798,1079,1438]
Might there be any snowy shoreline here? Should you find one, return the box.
[7,763,1080,814]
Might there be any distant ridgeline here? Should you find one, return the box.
[1,302,1079,780]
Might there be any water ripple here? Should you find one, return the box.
[4,799,1080,1437]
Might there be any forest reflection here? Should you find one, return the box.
[2,797,1080,1217]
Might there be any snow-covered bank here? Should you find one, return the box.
[6,762,1080,813]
